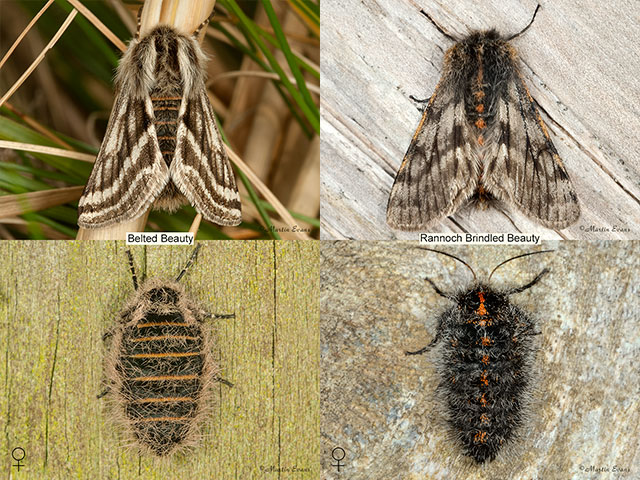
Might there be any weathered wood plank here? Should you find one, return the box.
[0,241,319,479]
[320,241,640,479]
[321,0,640,239]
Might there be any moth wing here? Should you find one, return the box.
[483,76,580,229]
[171,88,242,226]
[78,93,169,228]
[387,86,479,230]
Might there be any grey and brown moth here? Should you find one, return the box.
[78,14,241,228]
[387,7,580,231]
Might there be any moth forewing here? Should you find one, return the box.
[78,18,241,229]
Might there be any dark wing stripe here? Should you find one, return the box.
[172,89,241,226]
[78,94,169,228]
[483,77,579,229]
[387,89,478,231]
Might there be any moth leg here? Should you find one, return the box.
[176,244,202,282]
[193,9,214,37]
[126,250,139,290]
[505,268,549,296]
[102,328,116,342]
[214,376,234,388]
[405,329,441,355]
[408,94,431,112]
[409,95,430,104]
[97,388,110,399]
[135,6,143,40]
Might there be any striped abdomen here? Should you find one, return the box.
[441,290,532,463]
[151,90,181,167]
[118,310,204,456]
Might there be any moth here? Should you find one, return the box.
[387,6,580,230]
[78,12,241,228]
[406,248,550,463]
[100,245,234,456]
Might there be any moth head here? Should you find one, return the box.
[146,286,180,306]
[460,286,504,315]
[115,24,208,100]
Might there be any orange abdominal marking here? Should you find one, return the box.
[481,354,489,365]
[480,370,489,386]
[476,103,484,113]
[474,431,488,444]
[478,135,484,146]
[478,393,488,407]
[476,292,488,316]
[480,413,490,425]
[481,336,492,346]
[475,118,487,129]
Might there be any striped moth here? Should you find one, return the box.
[78,13,241,228]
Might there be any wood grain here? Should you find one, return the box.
[320,0,640,239]
[320,241,640,479]
[0,241,319,479]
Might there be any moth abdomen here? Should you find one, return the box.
[113,295,208,456]
[438,286,535,463]
[152,96,181,166]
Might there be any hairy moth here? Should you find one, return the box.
[406,248,550,463]
[387,6,580,230]
[78,13,241,228]
[100,245,234,456]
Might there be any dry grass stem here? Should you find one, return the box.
[210,70,320,94]
[226,146,308,239]
[67,0,127,51]
[3,102,74,149]
[0,9,78,108]
[0,185,84,217]
[0,0,55,70]
[0,140,95,162]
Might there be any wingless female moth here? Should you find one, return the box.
[406,248,552,463]
[99,245,234,456]
[78,9,241,229]
[387,6,580,231]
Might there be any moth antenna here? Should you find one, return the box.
[193,9,214,38]
[126,249,139,290]
[176,244,202,282]
[506,4,541,41]
[488,249,554,283]
[504,268,549,296]
[419,9,457,42]
[135,6,143,40]
[416,247,477,282]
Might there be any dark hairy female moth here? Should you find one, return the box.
[78,11,241,228]
[387,6,580,230]
[100,245,233,456]
[406,248,552,463]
